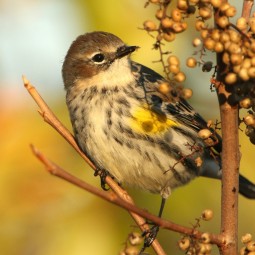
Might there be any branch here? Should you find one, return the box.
[23,75,165,254]
[217,93,240,255]
[215,1,254,254]
[30,144,223,246]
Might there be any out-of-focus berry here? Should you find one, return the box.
[201,209,214,221]
[225,72,237,84]
[178,237,190,251]
[186,57,197,68]
[241,233,253,244]
[174,72,186,82]
[143,20,157,31]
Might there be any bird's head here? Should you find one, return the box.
[62,31,138,90]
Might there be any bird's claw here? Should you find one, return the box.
[139,225,159,254]
[94,169,110,191]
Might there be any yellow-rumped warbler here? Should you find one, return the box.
[62,31,255,207]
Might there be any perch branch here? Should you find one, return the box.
[30,144,223,246]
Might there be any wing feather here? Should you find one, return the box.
[131,61,208,132]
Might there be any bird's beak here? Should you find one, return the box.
[116,45,139,59]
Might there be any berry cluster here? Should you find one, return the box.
[143,0,194,95]
[178,209,214,255]
[143,0,255,144]
[157,55,193,99]
[240,233,255,255]
[119,232,144,255]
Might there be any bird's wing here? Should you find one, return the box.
[131,61,208,133]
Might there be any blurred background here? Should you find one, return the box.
[1,0,255,254]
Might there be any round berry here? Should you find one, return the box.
[220,31,230,43]
[199,6,212,19]
[225,6,237,17]
[163,32,176,42]
[201,209,214,221]
[247,241,255,251]
[161,17,173,28]
[222,52,230,64]
[243,58,252,69]
[159,82,171,94]
[172,8,182,22]
[178,237,190,251]
[204,38,215,50]
[248,67,255,78]
[143,20,157,31]
[201,232,211,244]
[241,233,253,244]
[186,57,197,67]
[167,55,180,66]
[200,29,209,39]
[195,157,203,167]
[219,2,230,13]
[198,129,212,139]
[244,114,255,126]
[195,20,205,31]
[217,16,229,28]
[211,0,222,8]
[229,30,241,43]
[172,22,185,33]
[168,64,180,74]
[228,42,241,54]
[230,53,243,65]
[174,72,186,82]
[182,88,193,99]
[177,0,188,10]
[225,72,237,84]
[129,232,143,246]
[155,9,164,19]
[214,41,224,52]
[192,37,202,47]
[239,68,250,81]
[124,246,139,255]
[211,29,221,41]
[236,17,247,30]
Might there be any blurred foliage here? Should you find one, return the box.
[1,0,255,255]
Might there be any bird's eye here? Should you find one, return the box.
[92,53,105,63]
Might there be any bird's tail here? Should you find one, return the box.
[200,159,255,199]
[239,174,255,199]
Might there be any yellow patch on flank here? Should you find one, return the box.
[130,106,178,134]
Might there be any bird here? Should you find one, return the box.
[62,31,255,246]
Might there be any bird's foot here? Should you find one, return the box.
[94,169,110,191]
[139,225,159,254]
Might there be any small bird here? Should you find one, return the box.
[62,31,255,214]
